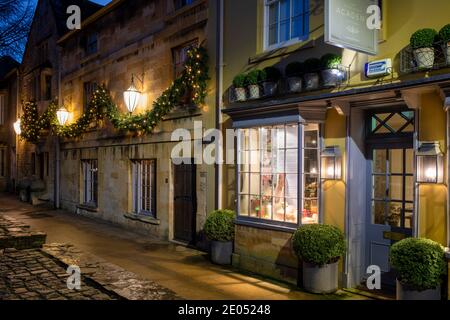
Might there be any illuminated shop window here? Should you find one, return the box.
[237,123,320,225]
[132,159,157,218]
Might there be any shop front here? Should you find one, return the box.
[224,77,450,289]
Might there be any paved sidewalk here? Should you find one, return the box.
[0,193,367,300]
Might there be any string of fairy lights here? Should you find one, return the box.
[19,47,209,144]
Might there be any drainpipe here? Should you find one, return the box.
[15,69,20,188]
[214,0,224,210]
[447,109,450,247]
[343,109,351,288]
[55,48,62,209]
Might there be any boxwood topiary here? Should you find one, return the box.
[204,209,236,242]
[233,74,246,88]
[292,224,346,266]
[260,66,282,82]
[390,238,447,291]
[410,28,438,49]
[320,53,342,70]
[285,62,305,77]
[245,69,263,86]
[303,58,321,73]
[439,24,450,43]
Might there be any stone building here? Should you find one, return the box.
[57,0,215,245]
[17,0,102,203]
[0,56,19,192]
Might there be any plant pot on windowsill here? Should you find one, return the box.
[390,238,447,301]
[260,66,281,97]
[204,209,236,265]
[303,58,321,91]
[439,24,450,66]
[320,54,343,88]
[410,28,438,70]
[232,74,247,102]
[245,69,263,100]
[285,62,304,93]
[293,224,346,294]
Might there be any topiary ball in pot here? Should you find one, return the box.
[390,238,447,300]
[303,58,321,90]
[292,224,346,294]
[439,24,450,65]
[232,74,247,102]
[245,70,263,99]
[204,209,236,265]
[320,54,343,88]
[285,62,304,93]
[260,66,281,96]
[410,28,438,69]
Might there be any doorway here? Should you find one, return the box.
[173,161,197,244]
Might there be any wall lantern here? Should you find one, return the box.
[13,119,21,135]
[321,146,342,180]
[56,106,70,126]
[124,74,143,113]
[416,141,444,184]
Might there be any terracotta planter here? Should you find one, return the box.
[287,77,302,93]
[302,261,339,294]
[234,87,247,102]
[304,73,320,91]
[413,47,435,69]
[262,81,278,97]
[396,280,441,300]
[247,84,261,100]
[211,241,233,265]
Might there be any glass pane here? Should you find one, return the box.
[269,25,278,46]
[239,173,249,194]
[261,196,273,220]
[303,199,318,224]
[405,149,414,174]
[372,200,386,225]
[274,127,285,149]
[273,197,285,221]
[250,150,260,172]
[249,173,260,195]
[268,4,278,45]
[373,150,387,174]
[275,149,285,173]
[262,175,273,196]
[389,149,403,174]
[405,205,414,229]
[280,0,290,41]
[373,175,386,199]
[250,195,261,218]
[304,149,318,174]
[304,124,319,148]
[240,129,250,151]
[304,175,318,198]
[285,198,298,224]
[249,128,259,150]
[387,202,402,227]
[273,174,284,198]
[239,195,249,216]
[405,176,414,202]
[285,174,298,198]
[286,125,298,148]
[388,113,409,132]
[389,176,403,201]
[239,150,250,173]
[285,149,298,173]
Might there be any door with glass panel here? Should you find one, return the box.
[365,109,415,284]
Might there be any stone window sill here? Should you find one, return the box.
[77,205,99,213]
[235,218,297,234]
[124,213,160,225]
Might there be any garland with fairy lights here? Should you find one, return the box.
[20,47,209,143]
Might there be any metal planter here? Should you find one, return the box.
[304,73,320,91]
[287,77,303,93]
[302,261,339,294]
[396,280,441,300]
[211,241,233,265]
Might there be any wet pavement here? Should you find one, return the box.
[0,193,368,300]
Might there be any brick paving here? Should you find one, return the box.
[0,216,46,250]
[0,248,118,300]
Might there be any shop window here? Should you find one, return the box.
[83,82,98,112]
[44,75,52,101]
[82,159,98,207]
[264,0,309,50]
[131,159,157,217]
[0,94,5,125]
[237,123,320,226]
[172,40,198,78]
[0,147,6,177]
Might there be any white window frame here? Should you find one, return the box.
[82,159,98,207]
[0,94,5,125]
[132,159,156,217]
[263,0,310,51]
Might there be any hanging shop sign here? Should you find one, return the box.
[325,0,379,56]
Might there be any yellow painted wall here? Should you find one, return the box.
[323,108,347,231]
[418,92,447,245]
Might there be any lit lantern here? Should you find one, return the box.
[416,141,444,184]
[13,119,21,135]
[56,106,69,126]
[124,76,142,113]
[321,146,342,180]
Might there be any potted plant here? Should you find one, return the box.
[320,53,343,88]
[390,238,447,300]
[292,224,346,294]
[232,74,247,102]
[410,28,438,69]
[260,66,281,97]
[204,209,236,265]
[245,70,262,100]
[303,58,321,90]
[285,62,304,93]
[439,24,450,65]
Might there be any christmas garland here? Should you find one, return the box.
[20,47,209,143]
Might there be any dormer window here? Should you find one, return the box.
[86,33,98,56]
